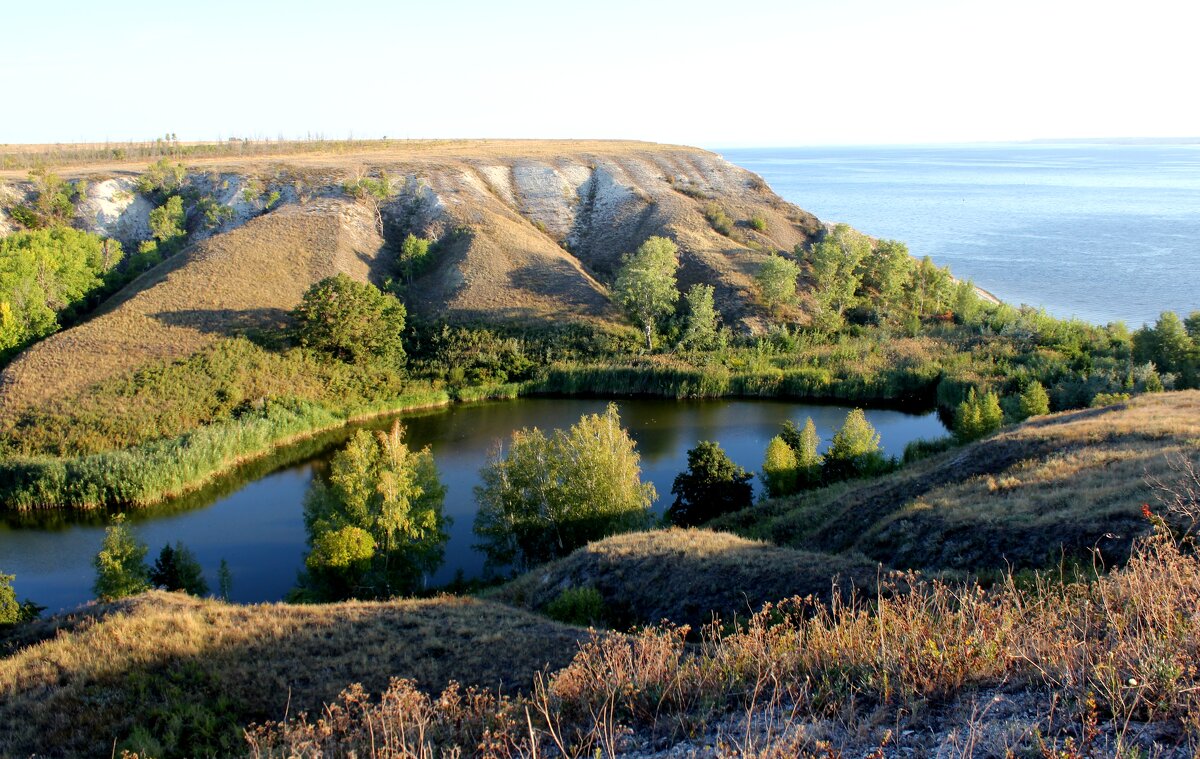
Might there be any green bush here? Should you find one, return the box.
[93,514,151,601]
[748,213,768,232]
[668,441,753,526]
[545,586,606,627]
[823,409,888,482]
[955,388,1004,442]
[703,202,734,236]
[294,274,407,367]
[150,542,209,596]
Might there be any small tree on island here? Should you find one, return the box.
[668,441,753,527]
[93,514,151,601]
[300,420,448,601]
[293,274,407,366]
[781,417,824,489]
[474,403,655,571]
[613,236,680,349]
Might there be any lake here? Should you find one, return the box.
[721,143,1200,327]
[0,397,946,611]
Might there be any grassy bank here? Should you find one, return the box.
[0,388,450,511]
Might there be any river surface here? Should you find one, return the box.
[721,143,1200,327]
[0,397,946,611]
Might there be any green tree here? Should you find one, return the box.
[1017,381,1051,420]
[1133,312,1197,386]
[808,224,869,329]
[906,256,956,318]
[762,435,799,498]
[1184,311,1200,342]
[474,403,655,571]
[0,227,123,357]
[860,239,913,323]
[613,236,680,349]
[135,158,187,199]
[755,253,801,316]
[955,388,1004,442]
[668,441,753,527]
[824,409,886,481]
[149,542,209,596]
[148,195,186,245]
[397,233,432,285]
[678,283,720,350]
[10,169,81,228]
[781,417,823,488]
[217,559,233,601]
[301,421,448,600]
[294,274,407,366]
[93,514,151,601]
[0,572,19,624]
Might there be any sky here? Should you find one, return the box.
[4,0,1198,147]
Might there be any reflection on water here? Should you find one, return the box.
[0,398,947,611]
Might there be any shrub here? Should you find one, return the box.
[780,417,823,488]
[755,254,801,316]
[474,403,655,571]
[135,158,187,199]
[668,441,753,526]
[93,514,150,601]
[545,587,606,627]
[677,283,721,351]
[294,274,407,367]
[1091,391,1131,408]
[748,213,767,232]
[397,233,433,285]
[703,202,734,236]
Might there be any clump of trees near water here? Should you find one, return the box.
[763,410,889,498]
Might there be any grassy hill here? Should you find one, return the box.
[0,141,818,421]
[491,527,881,630]
[0,591,586,757]
[715,389,1200,571]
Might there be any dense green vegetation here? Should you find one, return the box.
[764,409,888,497]
[149,543,209,596]
[294,274,407,366]
[473,404,655,572]
[298,421,447,600]
[0,227,123,360]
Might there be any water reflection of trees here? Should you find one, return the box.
[294,421,448,601]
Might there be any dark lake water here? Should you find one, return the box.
[0,398,946,611]
[721,144,1200,327]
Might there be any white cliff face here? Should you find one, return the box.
[75,178,155,244]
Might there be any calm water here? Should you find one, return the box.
[0,398,946,611]
[721,144,1200,326]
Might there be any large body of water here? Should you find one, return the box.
[721,144,1200,326]
[0,398,946,611]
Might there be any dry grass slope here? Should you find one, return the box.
[491,528,881,630]
[0,140,821,423]
[0,591,587,757]
[719,390,1200,570]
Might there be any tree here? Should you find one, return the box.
[474,403,655,571]
[955,388,1004,442]
[294,274,407,366]
[0,228,123,357]
[860,239,913,322]
[0,573,19,624]
[1134,312,1197,386]
[613,236,680,349]
[93,514,150,601]
[678,283,721,351]
[217,559,233,601]
[781,417,823,488]
[808,224,869,329]
[824,409,886,481]
[1185,311,1200,342]
[150,542,209,596]
[755,254,801,316]
[397,233,432,285]
[301,420,448,600]
[148,195,186,244]
[762,435,799,498]
[668,441,753,526]
[1018,381,1051,420]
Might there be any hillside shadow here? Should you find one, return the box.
[152,307,292,343]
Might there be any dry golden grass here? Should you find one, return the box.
[718,390,1200,570]
[249,523,1200,757]
[0,592,586,757]
[491,528,880,630]
[0,198,386,421]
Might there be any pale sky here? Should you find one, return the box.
[4,0,1198,146]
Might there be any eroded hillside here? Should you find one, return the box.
[0,140,820,418]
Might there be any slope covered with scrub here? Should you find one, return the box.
[716,389,1200,570]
